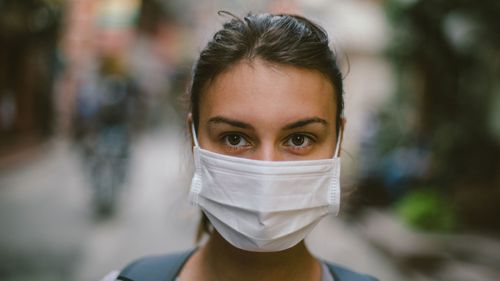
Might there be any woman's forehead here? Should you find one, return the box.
[199,59,337,127]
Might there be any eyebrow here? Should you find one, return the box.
[207,116,254,129]
[283,117,328,130]
[207,116,328,130]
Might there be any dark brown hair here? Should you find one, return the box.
[189,12,345,241]
[190,11,344,134]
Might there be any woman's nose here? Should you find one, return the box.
[253,144,283,161]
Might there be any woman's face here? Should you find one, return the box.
[196,59,339,161]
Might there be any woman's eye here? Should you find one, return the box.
[223,134,249,147]
[285,134,313,148]
[291,135,305,146]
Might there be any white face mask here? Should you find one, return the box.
[189,124,341,252]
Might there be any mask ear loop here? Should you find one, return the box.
[191,123,200,147]
[334,128,342,158]
[189,122,202,205]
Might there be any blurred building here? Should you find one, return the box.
[0,0,63,157]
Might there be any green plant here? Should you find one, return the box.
[395,188,457,232]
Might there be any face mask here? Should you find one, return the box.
[189,124,341,252]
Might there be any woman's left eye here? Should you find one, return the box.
[285,134,313,148]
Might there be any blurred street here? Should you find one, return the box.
[0,124,197,281]
[0,124,407,281]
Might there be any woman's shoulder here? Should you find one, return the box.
[323,261,379,281]
[109,250,378,281]
[117,249,195,281]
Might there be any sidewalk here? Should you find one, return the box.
[307,216,408,281]
[358,209,500,281]
[0,138,91,281]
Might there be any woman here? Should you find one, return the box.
[114,12,378,281]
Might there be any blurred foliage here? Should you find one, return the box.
[355,0,500,231]
[395,188,457,232]
[378,0,500,188]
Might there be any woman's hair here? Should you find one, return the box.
[188,12,345,241]
[189,11,344,134]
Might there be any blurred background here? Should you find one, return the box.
[0,0,499,280]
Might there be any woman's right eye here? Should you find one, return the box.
[222,134,249,148]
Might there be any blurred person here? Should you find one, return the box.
[103,12,378,281]
[74,55,138,216]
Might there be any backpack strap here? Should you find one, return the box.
[324,261,379,281]
[117,249,195,281]
[117,250,378,281]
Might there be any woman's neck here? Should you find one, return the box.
[182,231,321,281]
